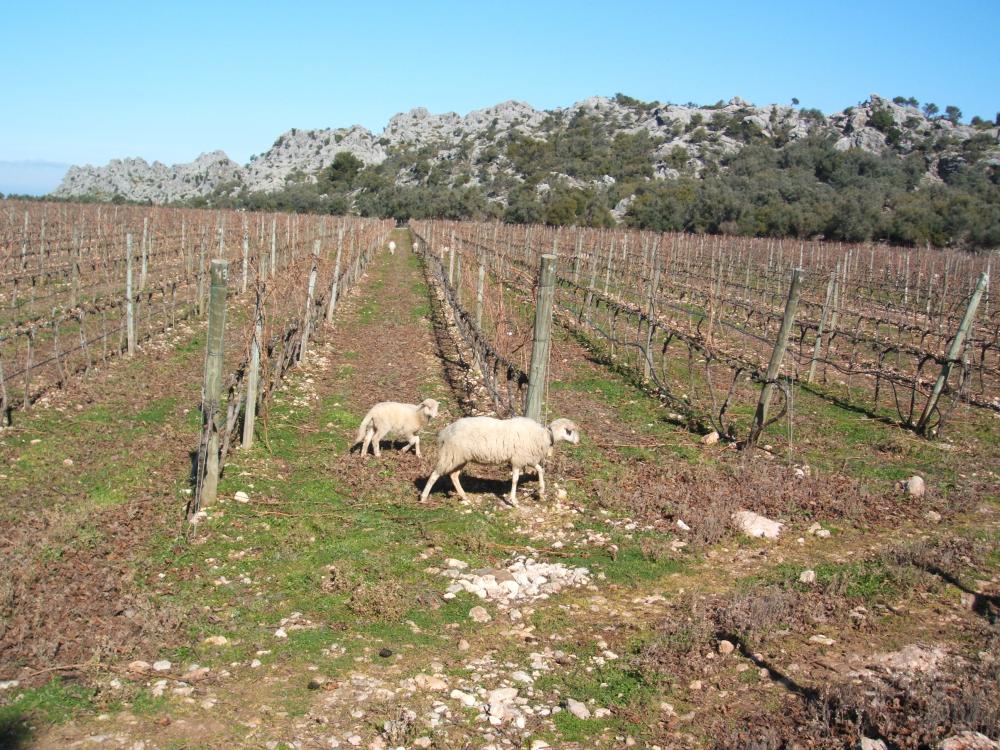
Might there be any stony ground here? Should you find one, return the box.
[1,231,998,750]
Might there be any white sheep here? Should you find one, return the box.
[354,398,440,458]
[388,240,397,255]
[419,416,580,505]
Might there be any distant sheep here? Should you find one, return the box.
[388,240,397,255]
[354,398,439,458]
[419,416,580,505]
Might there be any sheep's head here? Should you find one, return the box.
[549,418,580,445]
[420,399,440,420]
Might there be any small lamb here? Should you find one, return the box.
[419,416,580,505]
[354,398,440,458]
[388,240,397,255]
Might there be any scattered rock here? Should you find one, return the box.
[457,639,470,651]
[717,640,735,656]
[442,556,591,607]
[899,475,926,498]
[152,660,172,672]
[566,698,591,719]
[203,635,229,646]
[378,647,393,658]
[937,732,1000,750]
[860,739,888,750]
[307,676,327,690]
[688,680,703,691]
[234,491,250,503]
[593,708,612,719]
[127,660,151,675]
[875,644,949,675]
[450,689,477,707]
[799,569,817,584]
[700,431,720,446]
[414,674,448,691]
[469,606,492,623]
[925,509,942,523]
[732,510,783,539]
[808,635,835,646]
[0,680,20,690]
[531,741,551,750]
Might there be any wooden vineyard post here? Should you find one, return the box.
[326,227,344,323]
[270,218,277,278]
[300,240,320,364]
[915,271,989,435]
[748,268,804,448]
[807,270,836,383]
[126,234,136,356]
[643,262,661,382]
[197,234,207,316]
[572,232,582,284]
[525,254,558,422]
[195,259,229,511]
[140,217,149,290]
[242,291,263,449]
[241,221,249,294]
[448,232,456,285]
[71,225,80,308]
[476,260,486,329]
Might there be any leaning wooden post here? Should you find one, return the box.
[525,254,558,422]
[326,227,345,323]
[197,260,229,510]
[807,270,836,383]
[242,290,263,449]
[126,233,136,356]
[476,260,486,329]
[748,268,804,447]
[300,240,320,363]
[915,271,989,435]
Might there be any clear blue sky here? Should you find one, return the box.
[2,0,998,194]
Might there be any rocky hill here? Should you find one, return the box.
[51,94,1000,247]
[53,94,997,203]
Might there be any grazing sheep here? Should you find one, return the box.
[388,240,397,255]
[419,417,580,505]
[354,399,439,458]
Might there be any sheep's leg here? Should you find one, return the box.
[361,428,374,458]
[371,428,385,457]
[420,471,440,502]
[534,463,546,498]
[449,471,468,501]
[400,435,416,454]
[508,467,521,507]
[414,435,421,458]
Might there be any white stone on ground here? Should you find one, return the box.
[441,555,591,607]
[731,510,783,539]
